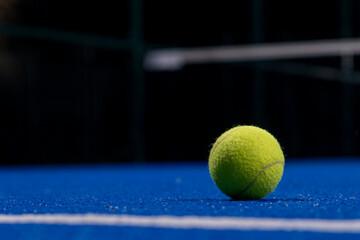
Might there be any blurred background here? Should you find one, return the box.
[0,0,359,164]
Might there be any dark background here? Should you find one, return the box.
[0,0,359,164]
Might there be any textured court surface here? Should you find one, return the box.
[0,158,359,239]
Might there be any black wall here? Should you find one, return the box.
[0,0,359,164]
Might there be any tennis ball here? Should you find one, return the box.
[209,125,284,200]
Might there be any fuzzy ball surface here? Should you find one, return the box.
[209,125,285,200]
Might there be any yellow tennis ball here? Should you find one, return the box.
[209,125,285,200]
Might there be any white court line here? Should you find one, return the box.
[0,214,359,233]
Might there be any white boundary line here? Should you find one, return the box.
[0,214,359,233]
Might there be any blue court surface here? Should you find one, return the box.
[0,158,359,240]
